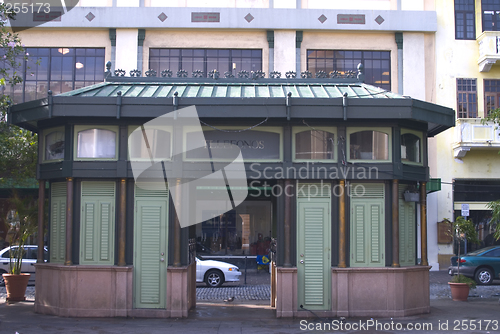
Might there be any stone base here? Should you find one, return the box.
[35,263,196,318]
[275,266,431,318]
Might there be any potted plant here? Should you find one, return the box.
[446,216,479,301]
[2,192,38,302]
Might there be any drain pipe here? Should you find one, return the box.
[343,92,348,121]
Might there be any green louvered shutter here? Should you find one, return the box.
[297,183,331,311]
[80,182,115,265]
[399,185,416,266]
[134,184,169,309]
[350,183,385,267]
[50,183,66,263]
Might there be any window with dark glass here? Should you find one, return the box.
[306,50,391,90]
[455,0,475,39]
[484,79,500,115]
[45,130,65,160]
[401,132,421,163]
[457,78,477,118]
[149,49,262,77]
[77,128,116,159]
[349,130,389,160]
[482,0,500,31]
[295,130,335,160]
[2,47,105,104]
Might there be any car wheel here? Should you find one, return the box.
[0,269,6,287]
[475,267,493,285]
[205,269,224,288]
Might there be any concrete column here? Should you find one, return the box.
[283,179,292,267]
[395,32,403,95]
[115,29,139,75]
[64,177,74,266]
[138,29,145,74]
[402,33,425,100]
[296,31,303,74]
[267,31,274,74]
[173,178,181,267]
[420,182,428,266]
[109,29,116,74]
[274,31,296,76]
[392,180,400,267]
[118,178,127,266]
[338,179,346,268]
[37,180,45,263]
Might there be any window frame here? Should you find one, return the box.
[482,0,500,32]
[457,78,478,118]
[346,127,392,163]
[42,126,65,163]
[292,126,337,163]
[455,0,476,39]
[74,125,119,161]
[400,128,423,166]
[127,125,173,161]
[484,79,500,116]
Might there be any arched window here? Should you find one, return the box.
[401,130,422,164]
[294,128,335,161]
[76,128,117,159]
[128,127,171,160]
[349,130,389,161]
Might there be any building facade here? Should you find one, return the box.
[6,0,458,318]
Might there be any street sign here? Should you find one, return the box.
[461,204,470,217]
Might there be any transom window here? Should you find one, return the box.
[75,127,117,160]
[44,128,65,161]
[400,129,422,164]
[128,126,172,160]
[348,129,390,161]
[4,48,105,104]
[455,0,475,39]
[293,128,336,161]
[149,49,262,77]
[306,50,391,90]
[457,78,477,118]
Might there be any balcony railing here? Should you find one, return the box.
[478,31,500,72]
[453,118,500,158]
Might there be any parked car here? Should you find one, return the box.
[0,245,48,286]
[196,256,241,288]
[448,245,500,285]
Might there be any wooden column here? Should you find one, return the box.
[117,179,127,266]
[64,177,74,266]
[37,180,45,263]
[338,179,346,268]
[173,178,181,267]
[392,180,400,267]
[283,179,292,267]
[420,182,428,266]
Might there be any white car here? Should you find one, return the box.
[0,245,48,286]
[196,256,241,287]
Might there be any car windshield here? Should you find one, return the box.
[466,247,498,256]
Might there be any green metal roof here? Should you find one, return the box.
[58,81,404,99]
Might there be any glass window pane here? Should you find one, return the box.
[45,130,65,160]
[129,129,171,159]
[77,129,116,159]
[401,133,421,163]
[295,130,334,160]
[350,130,389,160]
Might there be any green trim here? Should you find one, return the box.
[74,125,119,161]
[346,127,392,163]
[292,126,337,163]
[42,126,65,163]
[400,128,423,166]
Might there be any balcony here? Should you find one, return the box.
[453,118,500,158]
[478,31,500,72]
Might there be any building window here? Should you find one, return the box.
[457,78,477,118]
[482,0,500,32]
[348,128,391,161]
[455,0,475,39]
[4,48,105,104]
[306,50,391,90]
[128,126,172,160]
[44,127,65,161]
[149,49,262,77]
[400,129,422,164]
[75,126,118,160]
[293,127,336,161]
[484,79,500,115]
